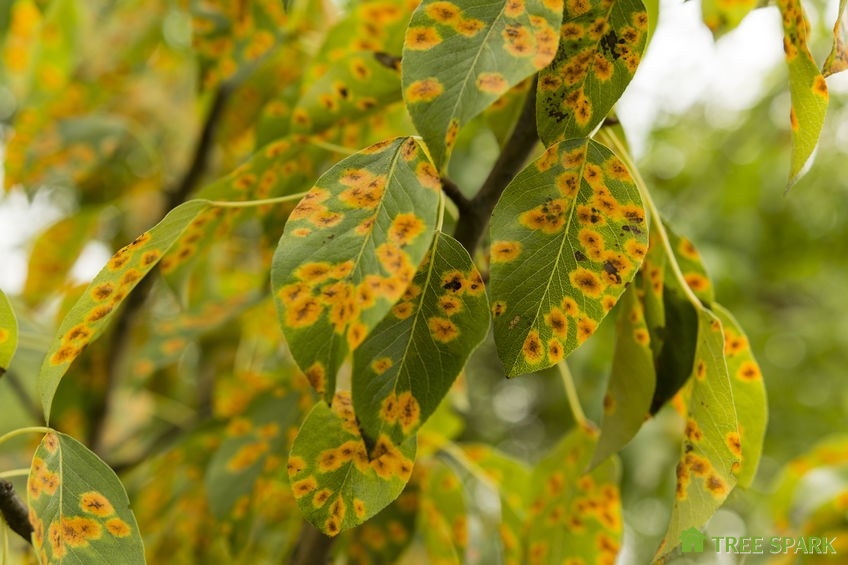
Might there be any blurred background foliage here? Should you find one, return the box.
[0,0,847,563]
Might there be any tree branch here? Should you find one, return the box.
[452,79,539,253]
[87,84,232,456]
[290,521,333,565]
[0,479,32,545]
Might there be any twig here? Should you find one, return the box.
[452,79,539,254]
[87,83,232,455]
[290,521,333,565]
[0,479,32,545]
[439,176,472,216]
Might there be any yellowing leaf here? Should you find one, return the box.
[537,0,648,144]
[272,137,440,401]
[27,432,145,564]
[288,393,416,536]
[702,0,757,37]
[0,290,18,376]
[402,0,563,168]
[823,0,848,77]
[489,138,647,376]
[352,231,490,446]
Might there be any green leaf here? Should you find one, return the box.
[650,283,698,414]
[713,304,767,488]
[345,483,419,565]
[701,0,757,37]
[777,0,829,187]
[591,283,655,467]
[288,392,416,536]
[489,138,648,376]
[272,137,440,401]
[0,289,18,376]
[352,231,490,446]
[524,425,622,564]
[536,0,648,145]
[205,389,304,520]
[823,0,848,77]
[402,0,563,168]
[38,199,212,421]
[418,457,466,563]
[657,309,740,559]
[27,431,145,564]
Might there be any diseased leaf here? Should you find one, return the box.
[713,304,767,488]
[489,138,647,376]
[701,0,757,37]
[345,482,419,565]
[0,289,18,376]
[536,0,647,145]
[650,284,698,415]
[288,392,416,536]
[27,431,145,564]
[777,0,829,187]
[524,425,622,564]
[665,225,714,304]
[205,389,304,520]
[591,283,655,467]
[352,231,490,446]
[272,137,440,401]
[657,309,740,559]
[402,0,563,168]
[823,0,848,77]
[38,199,212,421]
[418,457,466,563]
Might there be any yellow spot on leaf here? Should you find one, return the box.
[477,72,509,94]
[287,456,307,477]
[292,477,318,498]
[80,492,115,517]
[397,391,421,433]
[428,316,459,342]
[456,17,485,36]
[491,240,522,262]
[577,317,597,344]
[438,295,463,316]
[406,78,444,103]
[312,488,332,508]
[522,330,544,365]
[104,518,131,539]
[61,516,102,547]
[426,1,461,24]
[388,213,426,246]
[304,363,326,393]
[406,26,442,50]
[570,267,603,297]
[736,360,761,381]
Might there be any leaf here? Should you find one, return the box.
[402,0,563,168]
[38,199,212,421]
[701,0,757,37]
[536,0,648,145]
[352,231,490,446]
[777,0,829,188]
[345,483,419,565]
[591,283,655,467]
[664,225,714,304]
[418,457,466,563]
[27,431,145,564]
[823,0,848,77]
[657,309,740,559]
[524,425,622,564]
[489,138,648,376]
[288,392,416,536]
[24,211,101,305]
[650,283,698,414]
[713,303,767,488]
[0,289,18,377]
[205,389,304,520]
[272,137,440,401]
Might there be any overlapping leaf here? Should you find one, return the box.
[272,137,440,401]
[402,0,563,168]
[777,0,829,187]
[38,199,212,420]
[288,392,416,536]
[665,226,714,304]
[823,0,848,77]
[352,231,490,446]
[591,283,655,467]
[345,483,419,565]
[657,309,740,559]
[713,304,767,488]
[701,0,757,37]
[0,289,18,376]
[524,425,622,564]
[536,0,648,145]
[205,389,305,520]
[418,457,467,563]
[489,138,647,376]
[27,432,145,564]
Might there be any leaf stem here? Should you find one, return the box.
[207,191,308,208]
[0,470,29,480]
[558,362,587,427]
[435,187,446,233]
[0,426,52,448]
[597,129,703,308]
[307,138,357,155]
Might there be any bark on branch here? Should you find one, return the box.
[0,479,33,545]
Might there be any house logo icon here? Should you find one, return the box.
[680,527,708,553]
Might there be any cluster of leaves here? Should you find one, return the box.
[0,0,845,563]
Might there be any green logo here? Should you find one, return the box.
[681,527,708,553]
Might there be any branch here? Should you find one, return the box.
[440,176,472,216]
[452,79,539,253]
[0,479,32,545]
[290,521,334,565]
[87,84,232,455]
